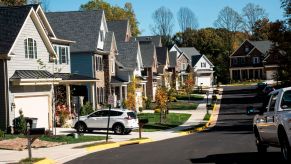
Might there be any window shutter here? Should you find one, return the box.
[24,39,28,58]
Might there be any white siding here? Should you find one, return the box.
[194,56,212,71]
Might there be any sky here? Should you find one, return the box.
[47,0,284,35]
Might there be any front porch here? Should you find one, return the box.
[230,67,265,81]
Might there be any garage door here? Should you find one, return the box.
[14,95,50,129]
[197,76,211,87]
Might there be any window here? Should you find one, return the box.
[51,45,69,64]
[281,90,291,110]
[24,38,37,59]
[96,56,103,71]
[201,62,206,68]
[232,58,237,65]
[245,46,249,53]
[269,93,278,112]
[110,59,115,74]
[181,63,187,70]
[100,30,104,42]
[110,111,123,116]
[253,57,260,64]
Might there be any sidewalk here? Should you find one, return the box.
[0,87,222,164]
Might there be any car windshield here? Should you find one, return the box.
[281,90,291,110]
[127,112,137,119]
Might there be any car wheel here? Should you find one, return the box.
[124,130,132,135]
[76,122,87,133]
[279,133,291,162]
[255,130,267,153]
[113,124,124,135]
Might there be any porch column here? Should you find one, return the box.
[119,86,123,102]
[143,84,147,98]
[90,83,96,109]
[247,69,249,79]
[124,85,128,100]
[66,84,71,114]
[239,69,242,80]
[229,69,233,80]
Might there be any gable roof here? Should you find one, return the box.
[103,31,114,52]
[116,41,139,70]
[169,51,178,68]
[10,70,54,80]
[156,47,168,65]
[0,5,36,54]
[191,55,203,66]
[107,20,129,43]
[231,40,273,57]
[139,42,156,67]
[249,40,273,55]
[46,10,103,53]
[133,36,162,47]
[179,47,201,59]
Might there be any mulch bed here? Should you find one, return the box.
[0,138,64,151]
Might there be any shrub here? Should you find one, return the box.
[80,102,94,116]
[0,130,4,140]
[154,108,161,113]
[56,104,70,127]
[13,110,27,134]
[169,96,177,102]
[138,107,143,113]
[145,98,152,109]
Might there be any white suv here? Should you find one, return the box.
[73,109,139,135]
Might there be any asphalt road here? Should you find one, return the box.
[67,85,284,164]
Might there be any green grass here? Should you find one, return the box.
[19,157,45,164]
[2,134,106,144]
[137,113,191,132]
[203,113,211,121]
[168,102,198,110]
[176,94,204,100]
[39,135,106,144]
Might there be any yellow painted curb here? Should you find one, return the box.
[34,158,55,164]
[86,142,119,152]
[206,103,217,127]
[119,140,140,146]
[138,138,153,144]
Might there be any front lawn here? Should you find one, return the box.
[168,102,198,110]
[19,158,45,164]
[176,94,204,100]
[138,113,191,132]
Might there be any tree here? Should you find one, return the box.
[251,18,271,40]
[28,0,50,12]
[151,6,174,46]
[177,7,198,32]
[155,86,168,124]
[242,3,268,34]
[125,76,137,111]
[0,0,26,6]
[80,0,140,36]
[281,0,291,27]
[184,73,194,102]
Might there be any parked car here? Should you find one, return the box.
[73,109,139,135]
[253,87,291,162]
[257,82,267,90]
[262,85,275,95]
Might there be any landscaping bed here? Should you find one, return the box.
[168,102,198,110]
[176,94,204,100]
[137,113,191,132]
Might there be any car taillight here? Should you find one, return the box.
[124,116,132,120]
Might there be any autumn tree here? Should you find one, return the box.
[0,0,26,6]
[125,76,136,111]
[151,6,174,47]
[251,18,271,40]
[242,3,268,34]
[80,0,140,36]
[184,73,194,102]
[28,0,49,12]
[177,7,198,32]
[155,86,168,124]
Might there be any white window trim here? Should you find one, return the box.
[110,59,115,74]
[24,38,37,59]
[53,45,69,65]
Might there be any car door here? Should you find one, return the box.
[85,111,102,128]
[260,92,279,143]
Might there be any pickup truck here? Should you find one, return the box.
[253,87,291,161]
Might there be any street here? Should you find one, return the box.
[66,86,284,164]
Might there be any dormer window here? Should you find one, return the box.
[100,30,104,42]
[245,46,249,53]
[24,38,37,59]
[253,57,260,64]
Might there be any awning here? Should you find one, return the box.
[10,70,61,85]
[54,73,99,83]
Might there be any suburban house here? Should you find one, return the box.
[107,20,132,43]
[156,47,170,88]
[47,10,114,109]
[229,40,276,81]
[133,36,162,47]
[170,45,214,87]
[116,41,145,109]
[0,5,98,130]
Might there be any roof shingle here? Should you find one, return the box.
[116,41,139,70]
[107,20,129,43]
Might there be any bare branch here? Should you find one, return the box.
[177,7,198,32]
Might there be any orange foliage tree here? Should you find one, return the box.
[155,86,168,123]
[184,72,195,102]
[125,76,136,111]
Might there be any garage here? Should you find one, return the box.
[197,76,212,87]
[14,95,50,129]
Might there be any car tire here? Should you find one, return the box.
[76,122,87,133]
[124,130,132,135]
[113,124,125,135]
[279,132,291,162]
[255,129,267,153]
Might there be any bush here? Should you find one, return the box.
[154,108,161,113]
[80,102,94,116]
[145,98,152,109]
[138,107,143,112]
[169,96,177,102]
[0,130,4,140]
[13,110,27,134]
[56,104,70,127]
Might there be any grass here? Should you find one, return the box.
[137,113,191,132]
[19,158,45,164]
[2,134,106,144]
[229,80,263,85]
[203,113,211,121]
[168,102,198,110]
[176,94,204,100]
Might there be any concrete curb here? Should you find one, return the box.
[86,138,153,152]
[34,158,55,164]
